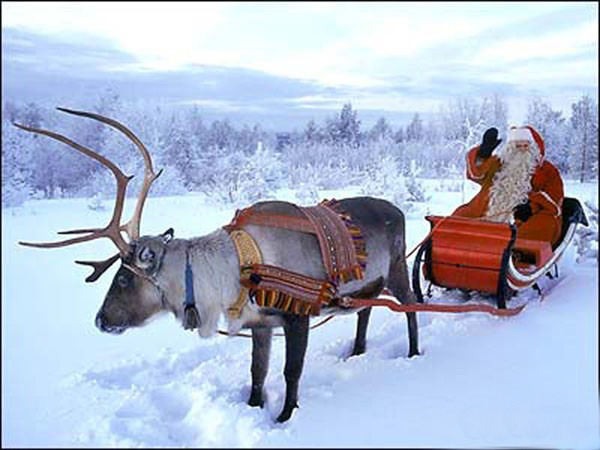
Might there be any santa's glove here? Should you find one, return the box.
[513,201,533,222]
[477,127,502,159]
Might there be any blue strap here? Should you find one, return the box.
[184,250,196,307]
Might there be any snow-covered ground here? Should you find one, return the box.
[2,180,599,448]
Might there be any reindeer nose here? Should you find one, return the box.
[95,311,108,331]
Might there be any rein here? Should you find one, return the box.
[346,296,525,316]
[218,314,336,338]
[191,207,522,337]
[217,288,525,339]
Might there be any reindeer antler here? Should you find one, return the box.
[75,254,121,283]
[15,107,162,281]
[14,122,133,255]
[55,108,163,240]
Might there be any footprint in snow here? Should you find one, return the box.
[80,345,221,390]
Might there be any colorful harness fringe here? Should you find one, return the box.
[225,199,367,316]
[241,264,337,315]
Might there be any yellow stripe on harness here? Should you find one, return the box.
[228,229,263,319]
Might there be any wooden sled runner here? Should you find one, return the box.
[411,197,589,309]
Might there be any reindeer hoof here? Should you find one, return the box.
[248,391,264,408]
[350,348,365,357]
[276,403,298,423]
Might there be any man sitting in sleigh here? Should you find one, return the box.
[452,125,564,246]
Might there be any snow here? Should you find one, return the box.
[2,181,599,448]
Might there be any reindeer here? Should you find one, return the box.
[16,108,420,423]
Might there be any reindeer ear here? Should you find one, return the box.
[162,228,174,243]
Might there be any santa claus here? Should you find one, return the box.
[452,125,564,245]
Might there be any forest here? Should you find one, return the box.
[2,93,597,209]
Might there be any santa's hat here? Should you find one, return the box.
[507,125,545,161]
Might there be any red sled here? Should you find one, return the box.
[412,197,589,308]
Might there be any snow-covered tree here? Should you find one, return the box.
[208,118,236,151]
[361,154,410,209]
[575,200,598,264]
[303,119,324,144]
[569,95,598,182]
[393,126,405,144]
[405,113,424,141]
[480,94,509,133]
[207,146,277,206]
[526,97,570,175]
[439,98,481,142]
[162,112,200,190]
[19,102,44,128]
[325,103,361,147]
[2,118,32,206]
[368,117,394,142]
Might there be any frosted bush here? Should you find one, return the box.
[206,149,278,207]
[87,193,106,211]
[575,199,598,264]
[1,176,30,208]
[317,160,354,190]
[436,179,462,192]
[361,155,412,212]
[151,164,188,196]
[406,176,431,202]
[295,182,320,205]
[285,142,362,190]
[234,170,272,206]
[77,170,117,198]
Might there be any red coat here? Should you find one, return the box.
[452,146,564,245]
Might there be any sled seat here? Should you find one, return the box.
[512,238,552,268]
[423,215,514,294]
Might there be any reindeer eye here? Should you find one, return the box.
[117,274,130,288]
[139,247,155,263]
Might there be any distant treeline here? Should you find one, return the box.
[2,92,597,208]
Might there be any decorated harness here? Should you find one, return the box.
[224,199,368,317]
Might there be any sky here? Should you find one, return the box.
[2,1,598,130]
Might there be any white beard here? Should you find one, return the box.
[484,143,538,223]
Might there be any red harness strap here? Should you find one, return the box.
[346,297,526,317]
[300,202,364,283]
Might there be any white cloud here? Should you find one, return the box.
[471,22,598,66]
[2,2,228,70]
[2,1,597,108]
[180,99,266,113]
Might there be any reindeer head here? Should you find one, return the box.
[16,108,169,334]
[95,229,177,334]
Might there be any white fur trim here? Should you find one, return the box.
[508,128,533,142]
[466,153,484,180]
[538,190,562,217]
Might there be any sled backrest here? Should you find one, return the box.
[553,197,589,251]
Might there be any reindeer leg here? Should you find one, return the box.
[404,312,420,358]
[276,314,309,423]
[350,307,372,356]
[248,327,272,408]
[389,235,420,358]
